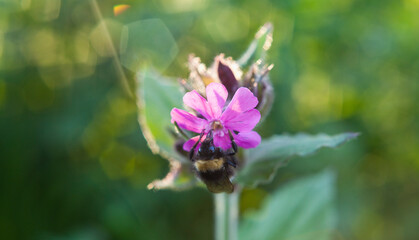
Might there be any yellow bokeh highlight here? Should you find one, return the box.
[157,0,208,13]
[100,142,136,179]
[21,28,98,89]
[404,0,419,8]
[29,0,61,22]
[82,91,137,158]
[20,0,32,10]
[74,32,93,64]
[202,7,250,42]
[0,31,3,60]
[89,19,123,57]
[292,67,360,127]
[292,69,332,125]
[23,29,65,67]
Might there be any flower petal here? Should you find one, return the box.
[224,109,261,132]
[233,131,261,149]
[221,87,259,122]
[183,135,205,151]
[206,83,228,119]
[213,131,232,150]
[183,90,213,120]
[171,108,207,133]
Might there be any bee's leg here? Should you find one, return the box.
[227,130,238,155]
[174,121,189,140]
[206,129,214,141]
[224,156,237,180]
[225,155,237,169]
[189,130,205,161]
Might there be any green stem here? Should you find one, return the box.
[214,189,240,240]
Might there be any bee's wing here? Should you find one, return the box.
[203,174,234,194]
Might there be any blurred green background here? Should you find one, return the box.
[1,0,418,239]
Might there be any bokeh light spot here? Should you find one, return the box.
[23,29,62,67]
[0,31,3,60]
[100,142,136,179]
[156,0,208,13]
[29,0,61,22]
[202,7,249,42]
[292,69,332,125]
[89,19,123,57]
[120,19,178,72]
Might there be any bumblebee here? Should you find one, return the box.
[189,130,238,193]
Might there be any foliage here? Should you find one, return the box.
[1,0,418,239]
[240,171,336,240]
[236,133,359,186]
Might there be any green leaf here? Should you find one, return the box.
[137,67,184,160]
[237,22,273,67]
[235,133,359,187]
[239,170,337,240]
[137,67,196,190]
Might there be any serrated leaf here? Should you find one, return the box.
[137,67,196,190]
[237,22,273,67]
[239,170,337,240]
[235,132,359,187]
[137,67,183,160]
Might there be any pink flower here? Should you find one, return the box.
[170,82,261,151]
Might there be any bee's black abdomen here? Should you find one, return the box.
[198,169,224,181]
[195,161,235,193]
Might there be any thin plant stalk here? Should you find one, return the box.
[89,0,133,98]
[214,189,240,240]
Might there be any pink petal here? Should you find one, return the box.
[183,90,213,120]
[221,87,258,122]
[233,131,261,149]
[183,135,205,151]
[206,83,228,119]
[213,131,232,150]
[171,108,207,133]
[224,109,261,132]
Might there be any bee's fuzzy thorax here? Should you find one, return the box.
[194,158,224,172]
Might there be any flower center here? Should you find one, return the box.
[211,120,224,131]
